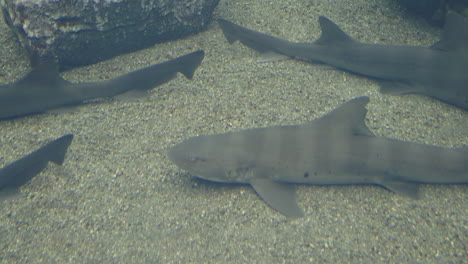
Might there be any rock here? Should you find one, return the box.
[395,0,468,26]
[1,0,219,70]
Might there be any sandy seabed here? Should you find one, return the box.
[0,0,466,263]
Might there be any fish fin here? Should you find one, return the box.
[380,178,420,199]
[47,105,80,114]
[218,19,240,44]
[0,187,24,201]
[304,64,336,70]
[19,54,69,89]
[174,50,205,80]
[378,80,430,97]
[218,19,289,54]
[315,16,355,45]
[250,178,304,217]
[114,89,149,101]
[430,12,468,53]
[257,51,290,63]
[41,134,74,165]
[314,96,375,137]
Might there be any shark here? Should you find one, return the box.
[0,134,73,199]
[0,50,204,119]
[218,13,468,110]
[168,97,468,217]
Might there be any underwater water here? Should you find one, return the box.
[0,0,466,263]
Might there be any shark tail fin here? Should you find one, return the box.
[315,16,355,45]
[42,134,74,165]
[175,50,205,80]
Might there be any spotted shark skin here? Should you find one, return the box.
[168,97,468,217]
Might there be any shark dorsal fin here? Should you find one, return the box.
[16,67,66,91]
[15,55,68,90]
[430,12,468,53]
[313,96,375,137]
[315,16,355,45]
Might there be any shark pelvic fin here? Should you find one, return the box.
[380,177,420,199]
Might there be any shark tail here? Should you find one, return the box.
[42,134,74,165]
[174,50,205,80]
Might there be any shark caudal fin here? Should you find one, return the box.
[315,16,356,46]
[41,134,74,165]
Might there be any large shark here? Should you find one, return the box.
[0,134,73,199]
[218,13,468,110]
[168,97,468,217]
[0,50,204,119]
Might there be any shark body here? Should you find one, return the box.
[168,97,468,217]
[0,134,73,199]
[0,50,204,119]
[218,13,468,110]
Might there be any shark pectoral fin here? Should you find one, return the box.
[250,178,304,217]
[47,105,80,114]
[378,80,422,95]
[257,51,290,63]
[114,89,149,101]
[380,178,420,199]
[305,64,336,70]
[0,187,24,201]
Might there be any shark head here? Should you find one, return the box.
[168,131,258,184]
[168,134,235,183]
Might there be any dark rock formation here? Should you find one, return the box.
[396,0,468,25]
[1,0,219,70]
